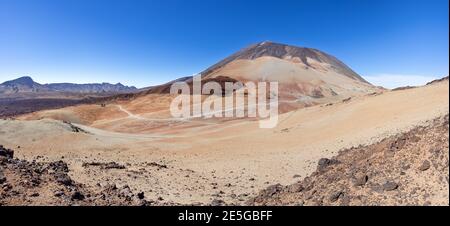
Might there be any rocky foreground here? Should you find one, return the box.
[0,145,174,206]
[248,114,449,206]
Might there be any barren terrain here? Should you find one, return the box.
[0,79,448,205]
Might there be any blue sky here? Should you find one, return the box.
[0,0,448,88]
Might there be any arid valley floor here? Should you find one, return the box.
[0,76,448,206]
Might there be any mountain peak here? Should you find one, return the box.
[2,76,35,86]
[257,40,274,46]
[201,41,368,84]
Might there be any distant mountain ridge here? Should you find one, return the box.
[0,76,137,94]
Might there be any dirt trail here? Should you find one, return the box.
[116,104,185,122]
[72,123,182,139]
[115,104,219,126]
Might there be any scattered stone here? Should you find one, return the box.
[82,162,126,170]
[211,199,226,206]
[0,170,6,184]
[0,145,14,158]
[48,161,69,173]
[317,158,339,171]
[71,191,85,200]
[63,121,88,133]
[262,184,283,197]
[383,181,399,191]
[3,183,12,191]
[147,162,168,169]
[54,190,65,197]
[55,172,73,186]
[137,192,145,200]
[120,185,133,198]
[389,138,406,152]
[353,174,368,187]
[329,190,343,202]
[418,160,431,171]
[103,183,118,191]
[287,183,304,193]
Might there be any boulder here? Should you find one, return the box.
[353,174,368,187]
[317,158,339,171]
[0,145,14,158]
[383,181,399,191]
[418,160,431,171]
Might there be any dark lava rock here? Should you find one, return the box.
[329,190,343,202]
[104,162,126,169]
[147,162,168,169]
[54,190,65,197]
[0,145,14,158]
[55,172,73,186]
[211,199,226,206]
[0,156,7,164]
[389,138,406,152]
[353,174,368,187]
[287,183,304,193]
[2,183,12,191]
[317,158,339,171]
[49,161,69,173]
[263,184,283,197]
[342,97,352,103]
[119,185,133,198]
[103,183,118,191]
[383,181,399,191]
[64,121,88,133]
[0,170,6,184]
[71,191,85,200]
[418,160,431,171]
[82,162,125,170]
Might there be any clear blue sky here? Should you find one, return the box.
[0,0,448,88]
